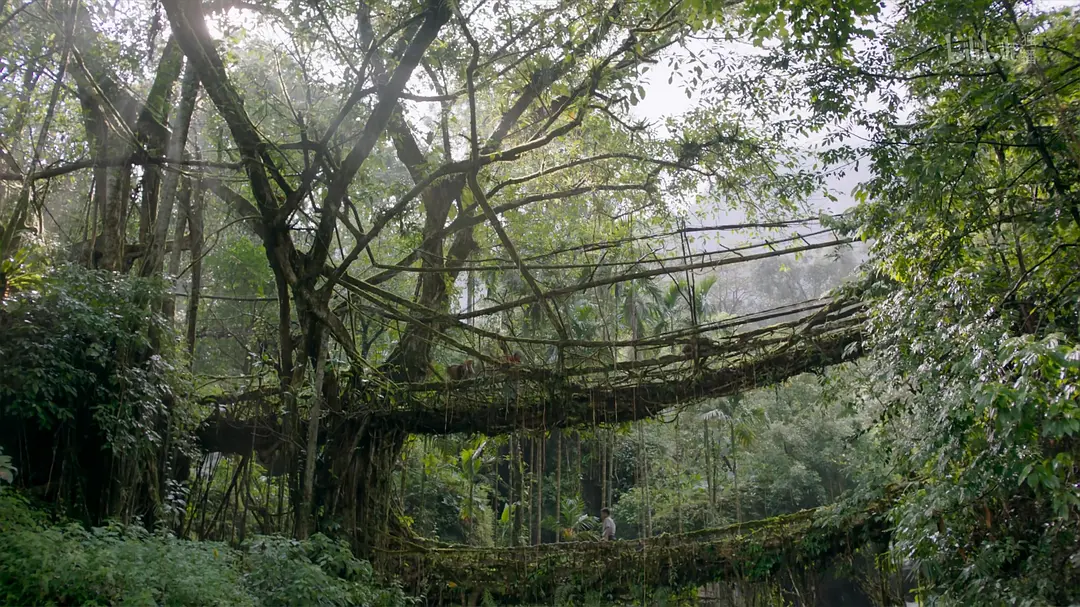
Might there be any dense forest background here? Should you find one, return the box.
[1,0,1079,604]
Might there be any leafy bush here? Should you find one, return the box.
[0,493,250,606]
[0,264,169,433]
[243,533,413,607]
[0,265,186,524]
[0,494,415,606]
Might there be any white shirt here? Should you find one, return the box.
[602,516,616,540]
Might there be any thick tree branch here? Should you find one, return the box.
[0,156,241,181]
[308,0,451,278]
[468,170,569,340]
[161,0,281,222]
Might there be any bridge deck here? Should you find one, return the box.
[383,500,890,604]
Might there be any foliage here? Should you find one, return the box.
[735,0,881,52]
[243,534,414,607]
[399,437,495,546]
[784,2,1080,604]
[607,369,874,540]
[548,497,599,543]
[0,448,14,491]
[0,247,45,302]
[688,0,1080,601]
[0,493,252,606]
[861,297,1080,604]
[0,494,415,607]
[0,264,171,434]
[0,264,191,524]
[195,235,278,378]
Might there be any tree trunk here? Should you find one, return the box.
[730,420,741,525]
[507,434,516,546]
[317,414,408,554]
[676,417,683,534]
[554,431,561,543]
[299,333,328,539]
[162,177,190,321]
[576,432,582,505]
[419,442,427,534]
[639,421,651,537]
[106,166,131,272]
[534,433,543,545]
[184,179,203,360]
[600,433,608,508]
[704,419,713,525]
[607,431,615,508]
[134,38,184,253]
[141,64,198,278]
[400,445,408,514]
[511,433,523,547]
[528,436,535,545]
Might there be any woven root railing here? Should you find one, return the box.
[382,495,894,604]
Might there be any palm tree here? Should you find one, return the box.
[546,497,599,542]
[646,276,720,351]
[702,394,763,524]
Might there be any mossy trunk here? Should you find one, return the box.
[314,405,408,555]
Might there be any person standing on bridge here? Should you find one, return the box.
[601,508,616,541]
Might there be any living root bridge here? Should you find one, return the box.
[196,316,864,449]
[379,323,864,435]
[386,500,892,604]
[192,301,865,553]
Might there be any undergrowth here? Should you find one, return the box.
[0,493,417,606]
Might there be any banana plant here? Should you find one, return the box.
[457,438,488,526]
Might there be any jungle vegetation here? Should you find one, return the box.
[1,0,1078,604]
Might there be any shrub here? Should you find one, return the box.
[0,494,250,606]
[0,265,185,525]
[243,533,413,607]
[0,494,415,606]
